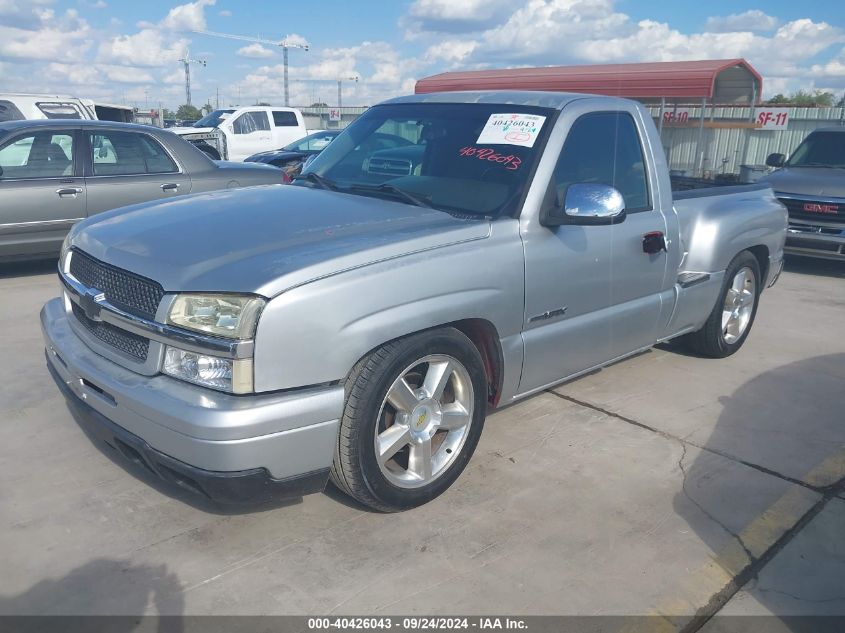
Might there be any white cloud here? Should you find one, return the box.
[230,41,423,107]
[414,1,844,97]
[159,0,215,31]
[98,29,189,66]
[219,9,231,17]
[404,0,513,34]
[237,43,274,59]
[283,33,309,48]
[0,8,92,62]
[705,10,779,33]
[80,0,108,9]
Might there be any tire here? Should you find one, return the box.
[330,327,488,512]
[684,250,761,358]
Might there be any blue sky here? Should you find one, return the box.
[1,0,843,109]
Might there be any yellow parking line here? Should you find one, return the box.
[622,447,845,633]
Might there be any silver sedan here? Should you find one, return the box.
[0,119,285,261]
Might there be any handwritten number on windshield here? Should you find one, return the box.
[458,146,522,171]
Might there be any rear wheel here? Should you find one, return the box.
[684,250,761,358]
[330,328,487,512]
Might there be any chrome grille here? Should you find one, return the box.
[69,249,164,320]
[778,197,845,224]
[71,303,150,362]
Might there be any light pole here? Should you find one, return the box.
[337,76,358,108]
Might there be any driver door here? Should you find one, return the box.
[518,104,669,394]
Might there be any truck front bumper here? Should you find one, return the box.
[41,298,343,506]
[784,221,845,261]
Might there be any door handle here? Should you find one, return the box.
[643,231,667,254]
[160,183,179,191]
[56,187,83,197]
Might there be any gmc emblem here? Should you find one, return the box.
[803,203,838,214]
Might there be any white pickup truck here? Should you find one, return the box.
[169,106,307,162]
[0,93,134,123]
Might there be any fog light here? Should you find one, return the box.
[163,347,253,394]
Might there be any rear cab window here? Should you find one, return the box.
[272,111,300,127]
[37,102,84,120]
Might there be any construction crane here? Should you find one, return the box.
[178,48,207,107]
[192,30,309,106]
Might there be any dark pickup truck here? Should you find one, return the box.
[760,126,845,261]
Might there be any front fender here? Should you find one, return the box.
[252,219,525,392]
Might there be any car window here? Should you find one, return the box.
[90,131,177,176]
[37,102,84,120]
[0,131,75,179]
[303,103,555,218]
[272,111,299,127]
[786,132,845,169]
[233,111,271,134]
[552,112,650,212]
[0,100,25,123]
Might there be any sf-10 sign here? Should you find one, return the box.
[754,108,789,130]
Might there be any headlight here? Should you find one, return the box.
[163,347,253,394]
[167,293,265,339]
[60,233,72,271]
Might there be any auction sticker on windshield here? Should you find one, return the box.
[476,113,546,147]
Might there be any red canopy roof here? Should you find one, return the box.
[415,59,762,102]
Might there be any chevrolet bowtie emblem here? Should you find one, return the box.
[80,289,106,322]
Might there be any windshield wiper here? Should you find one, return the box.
[292,172,338,190]
[347,183,434,209]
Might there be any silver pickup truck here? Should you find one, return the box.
[41,91,787,512]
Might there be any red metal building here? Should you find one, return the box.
[415,59,762,104]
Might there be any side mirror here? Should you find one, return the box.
[766,153,785,168]
[542,183,627,227]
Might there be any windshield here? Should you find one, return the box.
[298,102,555,217]
[786,132,845,169]
[193,109,235,128]
[282,131,339,152]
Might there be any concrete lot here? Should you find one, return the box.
[0,256,843,627]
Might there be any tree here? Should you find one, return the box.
[310,102,329,108]
[201,103,213,114]
[764,89,836,106]
[175,104,202,120]
[255,101,271,106]
[161,108,175,119]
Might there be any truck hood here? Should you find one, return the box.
[71,185,491,298]
[759,167,845,198]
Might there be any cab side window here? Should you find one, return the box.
[233,111,271,134]
[0,131,75,179]
[553,112,650,212]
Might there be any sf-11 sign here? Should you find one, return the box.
[754,108,789,130]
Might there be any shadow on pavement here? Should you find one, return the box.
[0,558,184,629]
[783,256,845,279]
[0,258,59,279]
[673,353,845,630]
